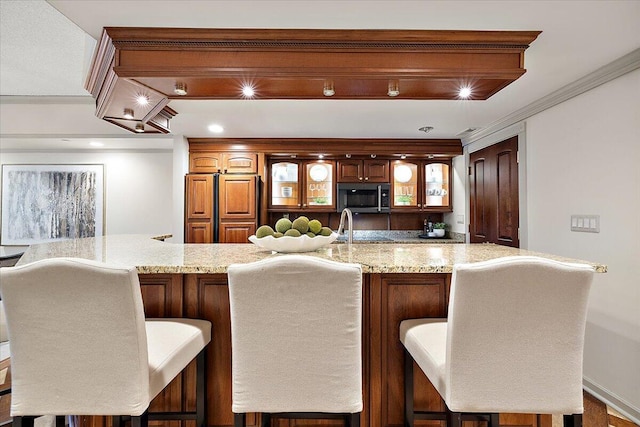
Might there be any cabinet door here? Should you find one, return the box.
[186,221,213,243]
[270,161,301,208]
[337,159,364,182]
[423,161,452,211]
[364,159,389,182]
[186,174,213,219]
[218,222,256,243]
[222,152,258,174]
[304,161,335,210]
[190,152,223,173]
[370,273,448,427]
[219,175,257,220]
[391,161,420,210]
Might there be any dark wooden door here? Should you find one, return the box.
[469,136,519,247]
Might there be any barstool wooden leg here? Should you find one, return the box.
[196,350,207,427]
[131,411,149,427]
[404,348,414,427]
[260,413,271,427]
[235,413,246,427]
[55,416,66,427]
[490,413,500,427]
[447,410,462,427]
[348,412,360,427]
[563,414,582,427]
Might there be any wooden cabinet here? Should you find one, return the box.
[185,174,258,243]
[391,160,452,212]
[218,174,258,243]
[269,159,336,211]
[190,152,258,174]
[337,158,389,183]
[185,174,214,243]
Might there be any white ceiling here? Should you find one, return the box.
[1,0,639,151]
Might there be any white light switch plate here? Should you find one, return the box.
[571,215,600,233]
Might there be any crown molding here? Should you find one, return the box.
[462,48,640,146]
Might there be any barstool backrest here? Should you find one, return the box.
[446,256,594,413]
[0,257,150,415]
[227,255,363,414]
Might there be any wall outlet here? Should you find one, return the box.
[282,213,289,219]
[571,215,600,233]
[456,215,464,224]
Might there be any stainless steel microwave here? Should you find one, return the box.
[337,183,390,213]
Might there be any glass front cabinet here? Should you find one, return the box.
[269,160,335,211]
[391,160,452,212]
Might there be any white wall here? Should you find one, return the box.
[525,68,640,416]
[0,149,175,239]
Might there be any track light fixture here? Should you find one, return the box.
[123,108,134,120]
[134,123,145,133]
[387,80,400,97]
[174,82,188,96]
[323,80,335,97]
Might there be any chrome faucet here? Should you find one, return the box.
[338,208,353,245]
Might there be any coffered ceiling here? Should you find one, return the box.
[1,1,639,150]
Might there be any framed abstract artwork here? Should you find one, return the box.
[1,164,104,245]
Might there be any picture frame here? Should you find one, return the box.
[1,164,104,245]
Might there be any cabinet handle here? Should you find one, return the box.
[418,203,421,207]
[223,169,228,174]
[364,177,369,181]
[359,177,363,180]
[297,203,301,207]
[303,203,307,207]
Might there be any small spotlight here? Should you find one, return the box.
[123,108,134,120]
[134,123,145,133]
[387,80,400,97]
[242,85,255,97]
[323,80,335,97]
[174,82,188,96]
[318,154,324,159]
[136,94,150,106]
[400,154,407,160]
[370,154,377,159]
[459,87,472,98]
[345,154,352,158]
[208,124,224,134]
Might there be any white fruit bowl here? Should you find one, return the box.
[248,232,338,253]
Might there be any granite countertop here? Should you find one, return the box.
[16,234,607,274]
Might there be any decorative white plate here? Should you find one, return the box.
[309,164,329,182]
[248,232,338,253]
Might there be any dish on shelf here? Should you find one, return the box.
[248,232,338,253]
[309,164,329,182]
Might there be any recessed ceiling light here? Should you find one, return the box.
[135,123,145,133]
[136,94,150,106]
[241,85,255,98]
[208,124,224,134]
[458,87,472,98]
[89,141,104,147]
[123,108,134,120]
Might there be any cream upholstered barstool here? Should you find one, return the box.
[0,257,211,427]
[227,255,363,427]
[400,256,594,427]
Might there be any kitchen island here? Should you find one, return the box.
[16,235,605,427]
